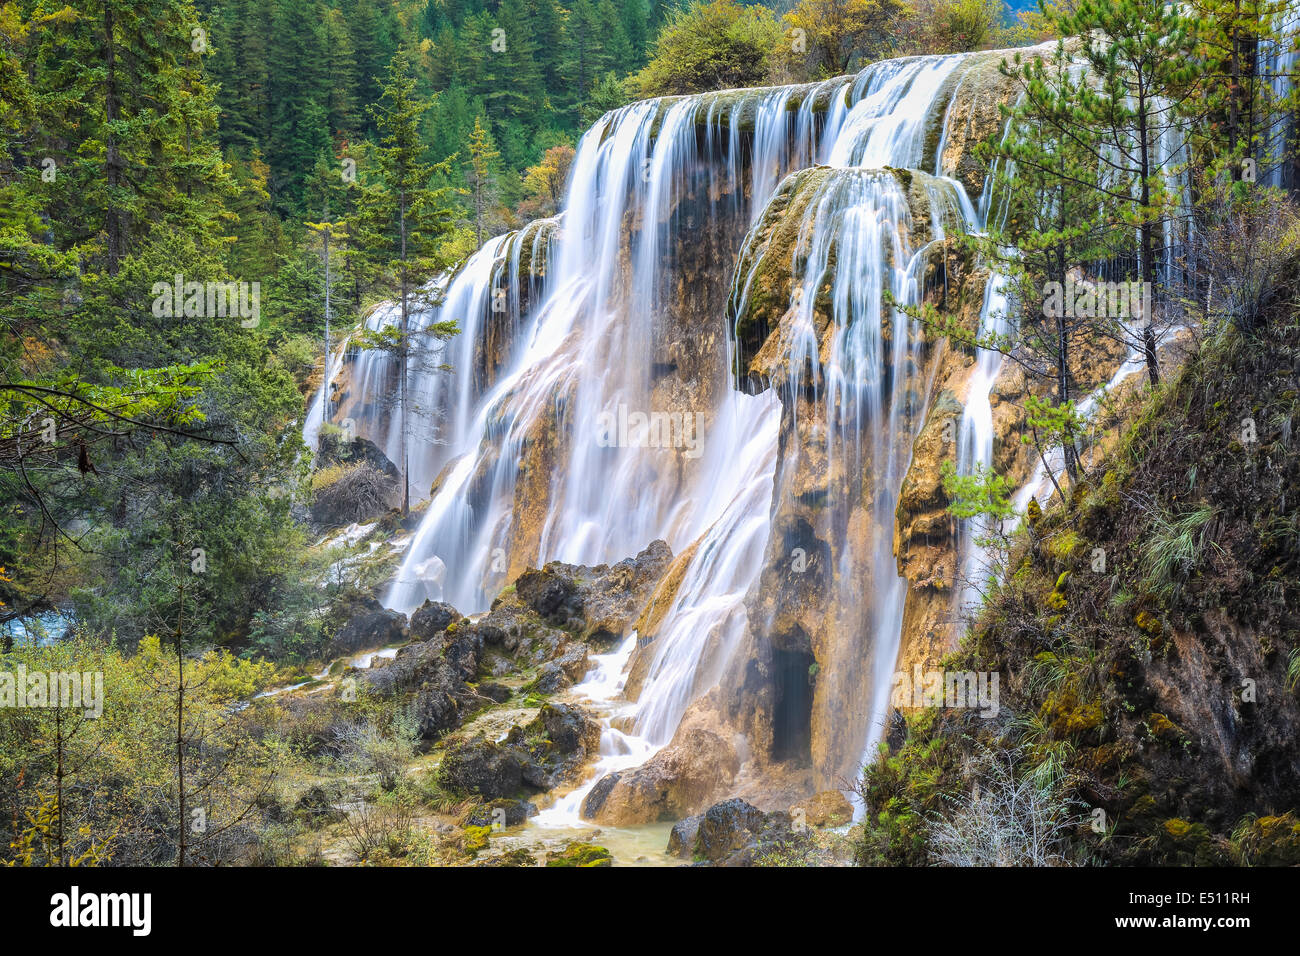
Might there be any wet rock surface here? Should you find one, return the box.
[666,798,806,866]
[436,703,602,799]
[327,597,407,658]
[581,720,741,826]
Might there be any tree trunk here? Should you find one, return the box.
[1137,89,1161,386]
[322,221,332,425]
[55,706,65,866]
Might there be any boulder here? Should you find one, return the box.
[510,702,602,791]
[461,798,536,828]
[293,785,345,827]
[326,599,407,658]
[580,726,740,825]
[438,703,602,799]
[317,433,399,479]
[533,702,601,756]
[409,600,461,642]
[360,632,486,740]
[510,540,674,644]
[477,681,513,703]
[544,842,612,867]
[792,790,853,828]
[695,799,769,861]
[515,567,581,625]
[666,816,702,858]
[667,799,801,866]
[530,661,570,695]
[436,737,526,799]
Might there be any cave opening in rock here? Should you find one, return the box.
[771,648,815,764]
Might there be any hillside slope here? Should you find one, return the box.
[859,294,1300,866]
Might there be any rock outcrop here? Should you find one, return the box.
[666,798,808,866]
[581,711,741,825]
[327,597,407,658]
[436,703,602,799]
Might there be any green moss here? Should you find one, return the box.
[545,842,612,867]
[462,824,492,855]
[1157,817,1224,863]
[1231,813,1300,865]
[1041,686,1104,738]
[1049,532,1084,563]
[883,165,913,190]
[1144,713,1185,745]
[854,710,961,866]
[1135,610,1163,636]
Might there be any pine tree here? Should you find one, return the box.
[322,6,361,137]
[531,0,567,97]
[564,0,609,109]
[597,0,633,73]
[205,0,272,153]
[621,0,652,64]
[482,0,547,167]
[1054,0,1204,385]
[972,42,1114,481]
[266,0,331,212]
[38,0,236,274]
[465,115,502,245]
[348,0,398,123]
[350,47,460,515]
[1189,0,1297,183]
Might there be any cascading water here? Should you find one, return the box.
[954,270,1012,613]
[311,45,1131,823]
[306,229,522,507]
[1261,4,1300,190]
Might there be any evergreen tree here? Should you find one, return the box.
[266,0,331,212]
[971,42,1114,482]
[1054,0,1204,384]
[564,0,609,108]
[34,0,234,273]
[465,115,502,245]
[350,47,459,515]
[531,0,567,96]
[323,5,361,137]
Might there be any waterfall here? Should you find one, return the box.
[954,270,1012,614]
[1262,4,1300,190]
[312,45,1110,815]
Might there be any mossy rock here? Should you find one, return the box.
[1144,712,1186,745]
[462,824,493,856]
[1134,610,1164,637]
[1026,497,1043,528]
[1040,686,1104,738]
[1158,818,1224,864]
[545,841,612,867]
[1232,813,1300,865]
[1048,533,1084,564]
[478,847,537,867]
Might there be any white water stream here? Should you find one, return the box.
[303,40,1204,828]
